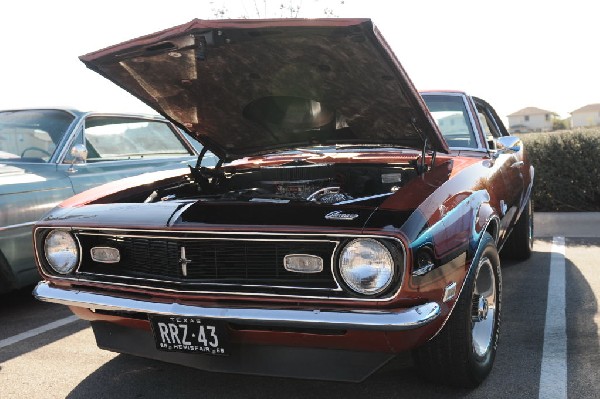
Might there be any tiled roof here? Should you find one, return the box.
[507,107,555,117]
[570,103,600,114]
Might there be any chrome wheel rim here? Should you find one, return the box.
[471,257,497,358]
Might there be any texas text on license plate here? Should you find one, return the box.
[150,316,229,355]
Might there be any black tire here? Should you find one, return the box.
[0,251,17,294]
[502,199,533,260]
[413,233,502,388]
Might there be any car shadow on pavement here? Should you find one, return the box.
[0,285,88,364]
[564,239,599,398]
[66,351,481,399]
[0,320,88,366]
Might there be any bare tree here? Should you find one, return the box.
[209,0,345,19]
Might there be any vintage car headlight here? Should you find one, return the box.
[44,230,79,274]
[338,238,395,295]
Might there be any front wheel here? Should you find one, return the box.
[413,233,502,388]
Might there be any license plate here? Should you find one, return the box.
[150,316,229,355]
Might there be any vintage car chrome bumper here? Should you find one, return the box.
[33,281,441,331]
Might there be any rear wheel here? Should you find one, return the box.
[502,199,533,260]
[413,233,501,388]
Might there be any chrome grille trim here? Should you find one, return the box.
[35,228,406,302]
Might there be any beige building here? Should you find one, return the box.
[570,104,600,128]
[507,107,556,133]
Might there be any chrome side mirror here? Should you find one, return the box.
[493,136,521,158]
[70,144,88,163]
[68,144,88,173]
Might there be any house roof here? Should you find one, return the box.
[507,107,556,117]
[570,103,600,114]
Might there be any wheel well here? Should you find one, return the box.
[0,249,17,294]
[485,218,499,244]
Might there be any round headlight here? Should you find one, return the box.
[338,238,395,295]
[44,230,79,274]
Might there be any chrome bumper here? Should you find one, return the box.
[33,282,441,331]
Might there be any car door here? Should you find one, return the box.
[57,114,198,194]
[474,98,526,239]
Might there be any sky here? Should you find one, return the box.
[1,0,598,123]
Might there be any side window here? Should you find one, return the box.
[476,104,503,150]
[0,109,74,162]
[422,94,478,149]
[81,117,192,161]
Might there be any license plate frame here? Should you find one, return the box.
[149,315,229,356]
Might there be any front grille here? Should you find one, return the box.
[76,232,339,291]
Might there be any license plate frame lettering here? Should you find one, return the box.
[150,315,229,356]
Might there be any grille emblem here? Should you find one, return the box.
[179,246,192,277]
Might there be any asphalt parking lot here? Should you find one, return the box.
[0,213,598,399]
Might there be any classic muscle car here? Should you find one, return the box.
[33,19,533,387]
[0,109,207,293]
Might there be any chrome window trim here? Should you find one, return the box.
[52,112,86,164]
[464,95,487,150]
[34,227,407,303]
[451,147,489,153]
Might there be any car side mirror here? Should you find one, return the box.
[493,136,521,158]
[70,144,88,163]
[68,144,88,173]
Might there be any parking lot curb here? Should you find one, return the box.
[534,212,600,238]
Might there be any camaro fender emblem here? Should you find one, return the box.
[179,246,192,277]
[325,210,359,221]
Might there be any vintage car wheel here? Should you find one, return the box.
[502,199,533,260]
[413,233,501,388]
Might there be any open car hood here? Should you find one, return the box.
[80,18,448,161]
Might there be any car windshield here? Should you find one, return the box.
[0,109,75,162]
[421,94,478,149]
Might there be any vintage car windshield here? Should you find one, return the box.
[0,109,75,162]
[422,94,478,149]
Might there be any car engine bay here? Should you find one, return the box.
[142,160,418,205]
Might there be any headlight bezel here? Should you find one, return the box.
[335,237,403,297]
[42,229,81,275]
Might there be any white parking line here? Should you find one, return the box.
[0,315,79,350]
[538,236,567,399]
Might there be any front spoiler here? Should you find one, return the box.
[33,281,441,331]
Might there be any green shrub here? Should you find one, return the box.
[519,129,600,211]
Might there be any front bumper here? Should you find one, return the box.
[33,282,441,331]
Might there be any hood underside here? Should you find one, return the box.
[80,18,448,160]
